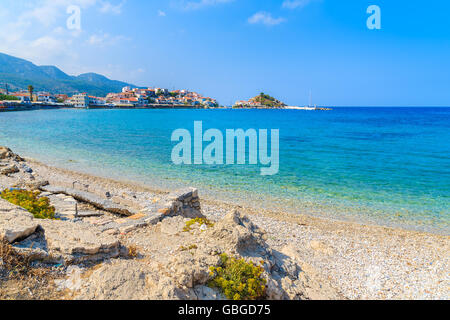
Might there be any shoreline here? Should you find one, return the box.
[26,157,447,238]
[3,107,448,238]
[23,154,449,236]
[1,149,449,299]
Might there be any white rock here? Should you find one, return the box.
[0,199,40,243]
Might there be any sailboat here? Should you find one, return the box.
[305,89,316,110]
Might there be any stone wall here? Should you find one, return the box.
[157,188,203,219]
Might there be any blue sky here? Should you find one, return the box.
[0,0,449,106]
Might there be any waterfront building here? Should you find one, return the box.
[12,93,31,104]
[37,92,56,103]
[71,93,89,108]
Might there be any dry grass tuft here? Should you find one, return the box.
[127,245,139,258]
[0,240,64,300]
[0,240,30,277]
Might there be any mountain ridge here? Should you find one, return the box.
[0,52,134,97]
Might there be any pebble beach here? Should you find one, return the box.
[2,155,447,300]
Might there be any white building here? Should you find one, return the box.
[37,93,56,103]
[19,96,31,104]
[11,93,31,104]
[88,96,106,106]
[71,93,89,108]
[155,88,169,96]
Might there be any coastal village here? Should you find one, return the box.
[0,86,219,110]
[0,85,331,111]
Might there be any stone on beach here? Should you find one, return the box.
[309,240,335,255]
[0,164,19,175]
[13,219,122,264]
[40,219,120,260]
[0,199,120,263]
[25,180,49,190]
[41,185,137,216]
[0,199,40,243]
[76,211,105,218]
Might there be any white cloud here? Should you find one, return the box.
[158,10,167,17]
[99,1,126,15]
[0,0,126,66]
[248,12,286,26]
[282,0,313,10]
[176,0,234,11]
[24,35,78,64]
[87,32,129,47]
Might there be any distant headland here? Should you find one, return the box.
[233,93,332,111]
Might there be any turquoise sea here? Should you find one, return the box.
[0,108,449,234]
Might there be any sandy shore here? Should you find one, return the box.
[16,158,450,300]
[1,153,449,300]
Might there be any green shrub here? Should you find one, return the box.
[208,253,266,300]
[1,189,57,220]
[0,94,19,101]
[180,244,198,251]
[183,217,214,232]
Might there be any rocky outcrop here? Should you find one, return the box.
[152,187,204,219]
[276,245,342,300]
[203,211,342,300]
[92,188,205,235]
[0,146,24,161]
[1,190,341,299]
[46,220,120,261]
[0,198,121,264]
[12,220,122,264]
[70,211,341,300]
[70,260,150,300]
[0,199,40,243]
[206,210,268,257]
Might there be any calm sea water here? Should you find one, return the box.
[0,108,449,234]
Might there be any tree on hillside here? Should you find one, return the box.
[0,94,19,101]
[28,85,34,101]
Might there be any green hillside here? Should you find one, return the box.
[251,93,286,108]
[0,52,134,97]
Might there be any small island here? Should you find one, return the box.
[233,93,287,109]
[233,92,332,110]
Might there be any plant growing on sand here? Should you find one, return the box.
[1,189,56,220]
[0,240,30,276]
[127,245,139,258]
[183,217,214,233]
[208,253,266,300]
[180,244,198,251]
